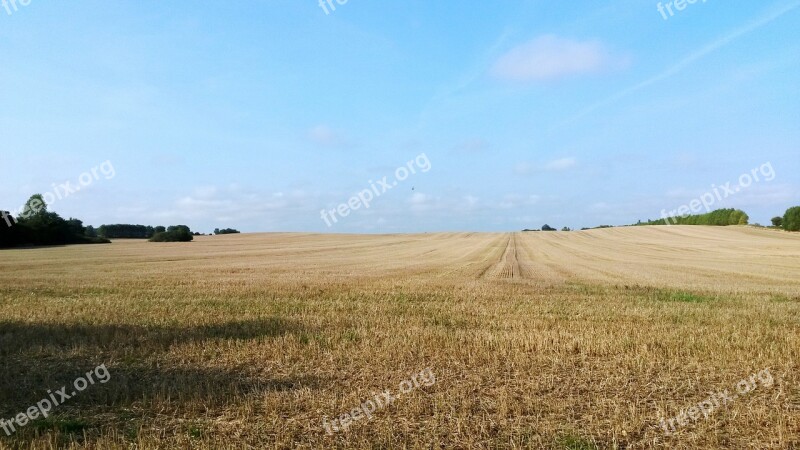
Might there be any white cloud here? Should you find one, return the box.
[409,192,429,205]
[498,194,540,209]
[137,185,320,230]
[463,195,480,208]
[544,157,577,171]
[308,125,348,147]
[492,35,627,82]
[515,157,578,175]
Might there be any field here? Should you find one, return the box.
[1,226,799,449]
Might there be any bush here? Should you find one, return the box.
[771,216,783,228]
[149,225,193,242]
[783,207,800,232]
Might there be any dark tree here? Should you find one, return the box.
[784,207,800,232]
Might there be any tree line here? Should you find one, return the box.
[96,224,194,242]
[214,228,240,235]
[522,207,800,232]
[1,195,110,248]
[97,224,160,239]
[638,208,749,226]
[0,194,201,247]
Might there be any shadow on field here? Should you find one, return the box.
[0,318,318,420]
[0,318,296,355]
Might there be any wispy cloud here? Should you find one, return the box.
[416,27,514,128]
[560,1,800,124]
[492,35,629,82]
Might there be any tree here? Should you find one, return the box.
[20,194,47,219]
[66,218,85,237]
[771,216,783,228]
[541,224,556,231]
[783,206,800,232]
[561,227,571,232]
[214,228,240,235]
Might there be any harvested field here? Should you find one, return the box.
[1,226,799,449]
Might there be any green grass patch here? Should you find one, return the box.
[664,291,709,303]
[650,288,715,303]
[556,432,598,450]
[186,424,203,439]
[771,294,800,303]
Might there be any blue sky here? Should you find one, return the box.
[1,0,798,233]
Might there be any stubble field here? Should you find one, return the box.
[1,226,799,449]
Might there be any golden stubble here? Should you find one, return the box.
[0,226,798,449]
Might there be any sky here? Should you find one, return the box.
[1,0,798,233]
